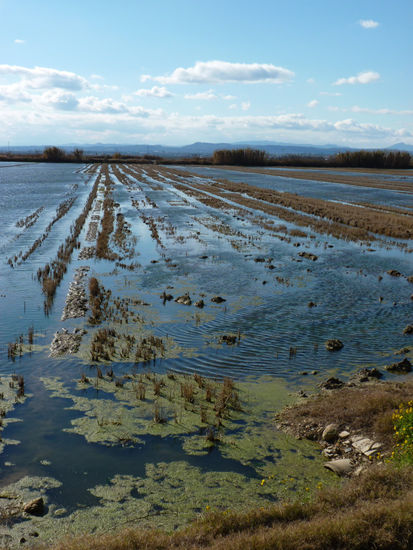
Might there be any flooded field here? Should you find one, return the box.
[0,162,413,546]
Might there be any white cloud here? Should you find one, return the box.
[307,99,319,108]
[333,71,380,86]
[228,104,237,110]
[90,74,103,80]
[0,64,89,90]
[2,102,411,145]
[41,90,79,111]
[0,83,32,103]
[141,60,294,85]
[307,78,315,84]
[135,85,174,98]
[359,19,379,29]
[241,101,251,111]
[222,94,236,101]
[184,89,217,100]
[14,39,25,44]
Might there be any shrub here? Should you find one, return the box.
[392,401,413,465]
[43,146,66,162]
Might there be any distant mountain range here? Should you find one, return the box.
[2,141,413,157]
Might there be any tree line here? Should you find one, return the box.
[0,146,411,169]
[212,148,412,169]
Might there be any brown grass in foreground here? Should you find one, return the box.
[47,465,413,550]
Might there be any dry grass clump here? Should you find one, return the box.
[217,165,413,193]
[96,189,118,260]
[213,178,413,240]
[278,381,413,448]
[37,169,101,312]
[47,464,413,550]
[88,277,111,325]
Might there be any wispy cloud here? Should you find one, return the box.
[184,90,217,100]
[330,105,413,116]
[320,91,342,96]
[141,60,294,85]
[359,19,379,29]
[134,86,174,98]
[241,101,251,111]
[333,71,380,86]
[14,39,25,44]
[307,99,319,108]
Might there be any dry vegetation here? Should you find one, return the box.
[217,165,413,193]
[8,195,77,267]
[37,169,102,312]
[277,380,413,450]
[164,170,413,242]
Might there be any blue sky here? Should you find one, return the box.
[1,0,412,146]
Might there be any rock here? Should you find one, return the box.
[200,255,208,259]
[175,294,192,306]
[160,291,173,302]
[319,377,345,390]
[194,300,204,308]
[339,430,350,439]
[353,466,365,476]
[325,339,343,351]
[324,458,353,476]
[308,301,317,307]
[395,347,410,355]
[254,257,265,263]
[29,532,39,538]
[352,437,374,454]
[407,276,413,283]
[385,358,412,373]
[350,367,383,383]
[211,296,226,303]
[322,448,335,458]
[298,252,318,261]
[322,423,339,443]
[311,370,318,375]
[23,497,44,516]
[403,325,413,335]
[220,335,237,345]
[387,269,402,277]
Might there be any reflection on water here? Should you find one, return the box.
[0,162,412,526]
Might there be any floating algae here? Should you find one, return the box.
[0,375,29,456]
[41,373,242,446]
[0,453,335,545]
[41,373,334,488]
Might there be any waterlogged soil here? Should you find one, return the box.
[0,376,335,545]
[0,162,412,546]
